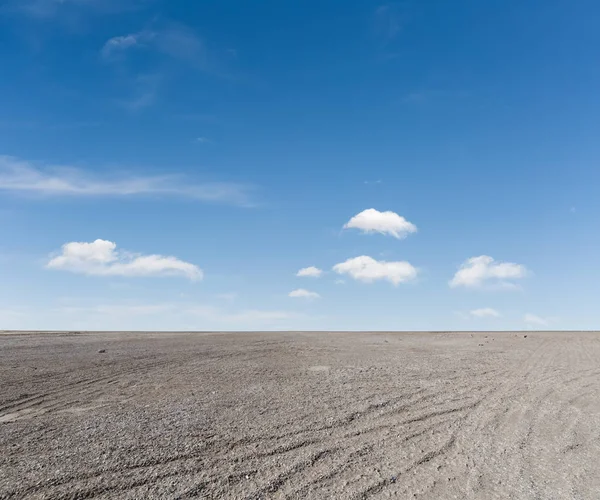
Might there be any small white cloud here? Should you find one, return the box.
[450,255,528,289]
[47,239,202,281]
[524,313,550,326]
[334,279,345,285]
[194,136,211,144]
[470,308,501,318]
[296,266,323,278]
[343,208,417,239]
[289,289,321,299]
[333,255,417,285]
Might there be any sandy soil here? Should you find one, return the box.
[1,331,599,499]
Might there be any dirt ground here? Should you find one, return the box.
[1,331,599,499]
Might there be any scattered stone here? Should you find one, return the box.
[523,335,528,339]
[98,349,106,353]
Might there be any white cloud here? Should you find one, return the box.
[470,308,501,318]
[333,255,418,285]
[334,279,345,285]
[0,155,253,205]
[194,136,211,144]
[47,239,202,281]
[289,289,321,299]
[343,208,417,239]
[296,266,322,278]
[449,255,528,289]
[524,313,550,327]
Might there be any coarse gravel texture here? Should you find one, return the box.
[1,330,600,499]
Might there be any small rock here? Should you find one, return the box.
[98,349,106,353]
[523,335,527,338]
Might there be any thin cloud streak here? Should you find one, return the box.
[0,155,256,206]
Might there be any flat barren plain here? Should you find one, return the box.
[1,331,599,499]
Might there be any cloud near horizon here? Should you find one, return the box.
[0,155,254,206]
[333,255,417,285]
[343,208,417,239]
[47,239,202,281]
[524,313,550,327]
[470,307,500,318]
[450,255,528,289]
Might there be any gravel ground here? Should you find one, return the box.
[1,330,600,499]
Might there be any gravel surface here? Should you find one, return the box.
[1,331,600,499]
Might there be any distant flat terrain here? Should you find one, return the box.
[1,331,599,499]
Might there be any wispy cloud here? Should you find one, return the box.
[398,89,469,106]
[101,31,152,59]
[102,24,208,68]
[194,137,211,144]
[62,303,174,316]
[524,313,554,327]
[101,23,220,109]
[0,155,255,205]
[374,4,403,41]
[118,73,161,111]
[47,239,203,281]
[186,305,300,325]
[53,301,304,330]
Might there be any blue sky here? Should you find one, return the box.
[1,0,599,331]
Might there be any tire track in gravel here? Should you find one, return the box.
[3,332,600,500]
